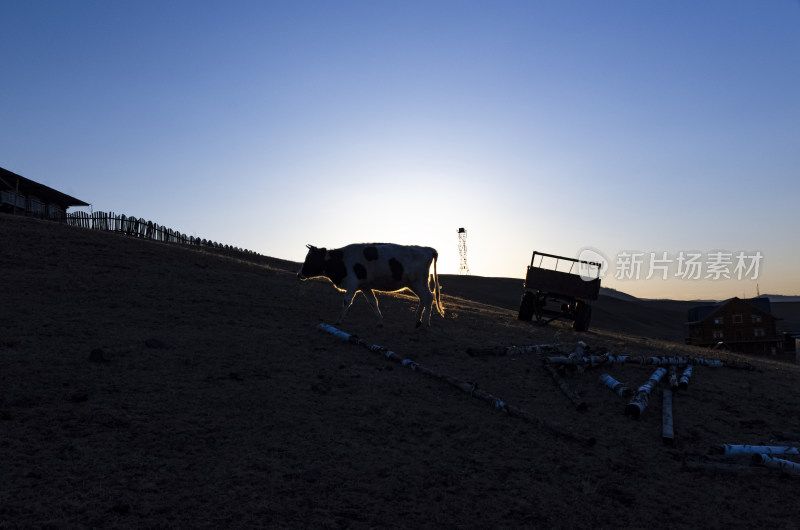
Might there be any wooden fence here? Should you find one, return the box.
[64,210,263,259]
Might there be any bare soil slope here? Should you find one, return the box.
[2,214,799,529]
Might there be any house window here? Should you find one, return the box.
[732,314,743,324]
[754,328,765,337]
[713,316,724,325]
[713,330,724,339]
[751,314,762,323]
[28,198,45,215]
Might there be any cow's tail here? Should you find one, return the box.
[431,249,445,317]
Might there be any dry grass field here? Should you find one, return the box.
[2,213,798,529]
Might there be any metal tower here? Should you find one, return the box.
[457,227,470,275]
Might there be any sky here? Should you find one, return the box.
[2,0,798,300]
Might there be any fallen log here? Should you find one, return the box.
[662,389,674,445]
[543,364,586,411]
[318,324,595,446]
[644,356,689,366]
[598,373,631,398]
[544,355,614,368]
[690,357,724,367]
[625,367,667,419]
[711,444,800,456]
[668,365,679,391]
[466,343,560,357]
[751,454,800,477]
[678,365,693,390]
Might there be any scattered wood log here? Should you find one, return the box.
[678,365,693,390]
[598,373,631,398]
[690,357,724,367]
[466,343,561,357]
[710,444,800,456]
[644,356,690,366]
[668,366,679,391]
[543,364,587,411]
[625,367,667,419]
[544,354,624,370]
[662,389,674,445]
[751,454,800,477]
[318,324,595,446]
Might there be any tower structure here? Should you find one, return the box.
[457,227,470,275]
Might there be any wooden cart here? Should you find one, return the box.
[517,251,601,331]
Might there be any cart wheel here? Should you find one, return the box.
[518,292,535,321]
[573,301,592,332]
[534,293,546,322]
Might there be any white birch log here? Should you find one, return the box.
[751,454,800,476]
[678,365,693,390]
[668,365,679,391]
[625,367,667,419]
[645,356,689,366]
[544,364,586,411]
[714,444,800,456]
[467,344,560,357]
[598,373,631,397]
[662,389,674,445]
[545,354,628,370]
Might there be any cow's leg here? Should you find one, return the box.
[362,289,384,326]
[411,284,434,328]
[336,290,359,324]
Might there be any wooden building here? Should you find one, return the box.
[685,297,782,355]
[1,166,89,219]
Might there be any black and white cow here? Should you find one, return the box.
[298,243,444,327]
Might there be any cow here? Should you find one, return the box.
[298,243,444,327]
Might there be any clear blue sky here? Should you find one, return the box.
[2,1,798,300]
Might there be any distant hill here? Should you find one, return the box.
[761,294,800,303]
[599,287,640,301]
[439,274,691,342]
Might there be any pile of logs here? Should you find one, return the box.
[317,328,782,466]
[697,435,800,477]
[505,340,757,449]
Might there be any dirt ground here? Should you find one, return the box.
[2,214,798,529]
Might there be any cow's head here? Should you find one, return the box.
[298,244,326,280]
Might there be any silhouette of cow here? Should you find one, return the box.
[298,243,444,327]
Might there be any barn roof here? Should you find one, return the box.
[0,166,90,207]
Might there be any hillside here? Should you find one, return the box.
[2,213,799,529]
[440,274,692,342]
